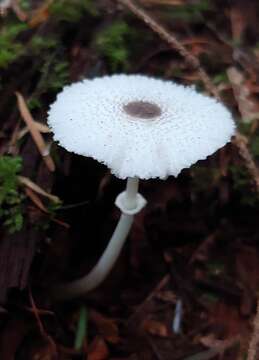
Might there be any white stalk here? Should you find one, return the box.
[125,177,139,209]
[53,177,140,300]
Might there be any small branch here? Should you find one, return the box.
[16,92,55,172]
[233,133,259,191]
[118,0,259,192]
[118,0,218,99]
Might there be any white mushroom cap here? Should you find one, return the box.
[48,74,235,179]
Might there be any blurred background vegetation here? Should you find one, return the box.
[1,0,259,359]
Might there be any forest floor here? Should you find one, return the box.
[1,0,259,359]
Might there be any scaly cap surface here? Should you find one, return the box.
[48,74,235,179]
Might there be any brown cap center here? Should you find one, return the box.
[123,101,161,119]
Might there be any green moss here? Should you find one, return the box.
[29,35,58,54]
[27,98,42,110]
[50,0,98,22]
[0,156,24,233]
[35,56,70,95]
[0,23,28,69]
[45,60,70,92]
[238,122,252,137]
[95,20,137,71]
[213,72,229,85]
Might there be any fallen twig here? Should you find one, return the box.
[118,0,259,192]
[25,188,70,229]
[18,122,51,140]
[16,92,55,172]
[18,175,60,203]
[26,187,47,212]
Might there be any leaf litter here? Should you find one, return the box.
[1,0,259,359]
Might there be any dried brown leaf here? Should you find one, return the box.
[88,337,109,360]
[200,334,240,351]
[209,302,248,338]
[89,310,120,344]
[230,4,246,42]
[28,0,53,27]
[142,319,168,337]
[229,1,257,44]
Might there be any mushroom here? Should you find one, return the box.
[48,74,235,300]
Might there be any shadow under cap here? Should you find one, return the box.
[123,101,162,119]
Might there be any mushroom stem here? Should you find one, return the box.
[52,177,141,301]
[125,177,139,209]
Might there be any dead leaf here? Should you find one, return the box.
[142,319,168,337]
[208,302,248,338]
[28,0,53,27]
[200,333,240,358]
[229,0,257,43]
[200,333,240,348]
[89,310,120,344]
[29,343,56,360]
[88,337,109,360]
[16,92,55,172]
[192,335,241,360]
[190,232,218,264]
[229,3,246,42]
